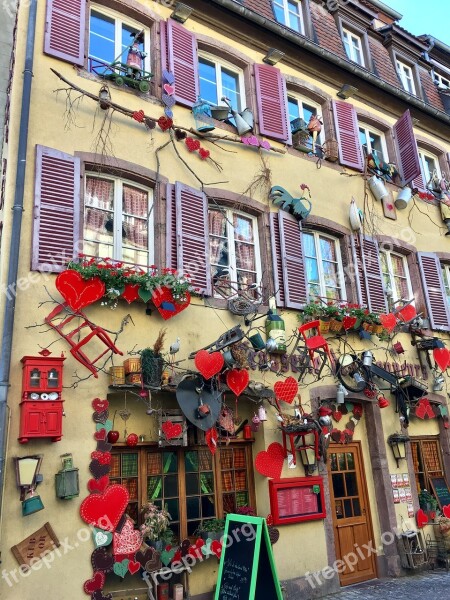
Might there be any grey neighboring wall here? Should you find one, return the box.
[0,0,18,152]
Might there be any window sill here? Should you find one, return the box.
[77,68,161,105]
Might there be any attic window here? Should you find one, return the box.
[272,0,304,34]
[434,72,450,89]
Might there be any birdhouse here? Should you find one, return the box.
[192,97,215,132]
[55,454,79,500]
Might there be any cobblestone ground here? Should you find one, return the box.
[327,569,450,598]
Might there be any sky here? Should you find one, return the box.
[385,0,450,46]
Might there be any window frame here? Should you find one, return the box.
[83,173,154,266]
[396,59,417,95]
[88,3,151,74]
[379,248,413,306]
[287,93,324,148]
[342,26,365,67]
[418,148,442,191]
[302,229,347,302]
[410,436,444,498]
[198,51,246,112]
[434,72,450,89]
[272,0,305,34]
[359,123,389,163]
[442,263,450,306]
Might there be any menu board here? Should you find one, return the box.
[269,477,326,525]
[277,486,318,517]
[430,477,450,509]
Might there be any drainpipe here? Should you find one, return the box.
[0,0,37,515]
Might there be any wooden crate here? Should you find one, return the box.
[159,409,187,447]
[123,358,141,373]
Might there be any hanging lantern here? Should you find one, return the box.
[98,85,111,110]
[258,405,267,421]
[55,454,79,500]
[192,97,215,132]
[368,175,389,201]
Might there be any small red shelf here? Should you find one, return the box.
[269,477,326,525]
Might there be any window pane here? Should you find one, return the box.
[234,215,254,243]
[187,496,200,520]
[147,476,162,500]
[288,97,300,122]
[199,59,218,104]
[186,473,199,495]
[166,498,179,521]
[332,473,345,498]
[273,1,286,25]
[345,472,358,497]
[209,209,227,237]
[303,232,316,257]
[235,243,256,271]
[391,254,406,277]
[163,452,178,474]
[89,11,115,65]
[200,472,214,494]
[164,474,178,497]
[221,67,240,111]
[323,262,339,287]
[202,495,216,518]
[185,451,199,472]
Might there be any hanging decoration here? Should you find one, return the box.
[226,369,249,396]
[255,442,285,479]
[161,420,183,440]
[205,427,218,455]
[379,313,397,333]
[194,350,224,380]
[55,270,105,311]
[274,377,298,405]
[416,508,429,529]
[433,347,450,372]
[412,397,435,420]
[269,184,312,221]
[241,135,271,150]
[113,517,143,560]
[176,377,222,431]
[330,402,363,445]
[349,197,363,231]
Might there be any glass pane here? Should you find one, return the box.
[306,258,319,284]
[199,449,213,471]
[236,491,249,508]
[123,478,138,500]
[338,453,346,470]
[210,237,229,270]
[235,243,256,271]
[147,476,162,500]
[234,214,254,243]
[185,451,199,472]
[122,454,138,476]
[187,497,200,520]
[202,495,216,517]
[323,262,338,287]
[288,97,300,122]
[222,471,233,492]
[353,498,361,517]
[164,474,178,497]
[221,67,240,111]
[359,128,368,154]
[303,232,316,257]
[332,473,345,498]
[220,449,233,469]
[123,184,148,217]
[235,470,247,491]
[319,237,336,261]
[123,215,148,253]
[166,498,179,521]
[237,270,256,289]
[188,520,201,537]
[223,493,236,514]
[344,499,353,518]
[89,11,115,64]
[391,254,406,277]
[346,453,354,470]
[209,209,227,237]
[302,103,316,124]
[234,449,246,468]
[147,453,162,475]
[345,472,358,497]
[199,59,218,105]
[330,453,338,471]
[273,1,285,25]
[200,472,214,494]
[186,473,199,496]
[163,452,178,474]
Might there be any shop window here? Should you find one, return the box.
[288,94,324,150]
[302,230,346,301]
[84,175,153,266]
[396,59,416,95]
[380,249,413,306]
[198,53,245,113]
[342,27,365,67]
[272,0,304,34]
[209,207,262,297]
[110,444,255,541]
[411,437,444,497]
[359,124,388,162]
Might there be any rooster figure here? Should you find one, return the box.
[269,186,312,221]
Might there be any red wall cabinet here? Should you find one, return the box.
[19,354,65,444]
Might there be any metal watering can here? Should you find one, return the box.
[269,185,312,221]
[221,96,252,135]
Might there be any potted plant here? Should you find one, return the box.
[140,329,166,387]
[419,489,438,520]
[199,518,226,542]
[140,501,172,551]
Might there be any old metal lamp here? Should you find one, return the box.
[15,455,44,516]
[170,2,193,23]
[55,453,79,500]
[387,433,410,468]
[298,435,317,475]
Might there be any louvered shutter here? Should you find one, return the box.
[166,183,177,269]
[44,0,86,66]
[167,19,198,107]
[254,64,291,143]
[332,100,364,171]
[393,110,422,187]
[32,146,80,273]
[360,236,388,313]
[417,252,450,331]
[270,211,307,309]
[175,182,211,295]
[349,234,368,308]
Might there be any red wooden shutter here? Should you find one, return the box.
[167,19,198,107]
[332,100,364,171]
[44,0,86,66]
[175,182,211,295]
[270,211,307,309]
[166,183,177,269]
[349,234,368,308]
[417,252,450,331]
[393,110,422,187]
[32,145,80,273]
[360,236,388,313]
[254,64,291,143]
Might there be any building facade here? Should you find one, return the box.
[1,0,450,598]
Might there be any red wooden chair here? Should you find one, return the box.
[298,320,334,367]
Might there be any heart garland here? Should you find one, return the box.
[330,402,363,444]
[56,270,105,311]
[241,136,271,150]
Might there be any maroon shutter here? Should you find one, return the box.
[32,145,80,273]
[349,234,368,307]
[417,252,450,331]
[254,64,291,142]
[360,236,388,313]
[166,183,177,269]
[269,213,286,308]
[393,110,422,187]
[167,19,198,107]
[44,0,86,66]
[332,100,364,171]
[175,182,211,295]
[270,211,307,309]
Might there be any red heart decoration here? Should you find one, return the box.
[88,476,110,494]
[162,420,182,440]
[379,313,397,333]
[433,347,450,372]
[226,369,249,397]
[332,411,342,422]
[205,427,218,455]
[416,508,428,528]
[274,377,298,404]
[185,137,201,152]
[443,504,450,518]
[415,397,435,420]
[151,287,191,320]
[188,539,205,558]
[56,270,105,311]
[158,115,173,131]
[113,518,143,557]
[121,284,141,304]
[98,453,112,465]
[342,316,357,330]
[199,148,210,160]
[91,451,102,460]
[132,110,145,123]
[163,83,175,95]
[83,571,105,595]
[255,442,285,479]
[266,514,273,526]
[80,485,129,532]
[94,429,107,441]
[398,304,416,322]
[211,540,222,560]
[92,398,109,412]
[195,350,224,380]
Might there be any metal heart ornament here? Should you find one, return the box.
[80,485,129,532]
[433,347,450,372]
[226,369,249,397]
[162,69,175,84]
[274,377,298,404]
[162,93,176,108]
[379,313,397,333]
[255,442,285,479]
[195,350,224,380]
[56,269,105,311]
[162,420,182,440]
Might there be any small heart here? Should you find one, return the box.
[92,398,109,412]
[416,508,428,528]
[113,559,129,578]
[136,547,155,569]
[145,551,162,572]
[158,115,173,131]
[94,429,106,441]
[162,93,176,108]
[88,476,110,494]
[138,287,153,303]
[164,107,174,119]
[247,135,259,146]
[121,283,141,304]
[185,137,201,153]
[195,349,224,379]
[175,128,187,141]
[274,376,298,404]
[162,69,175,84]
[91,547,114,573]
[97,440,112,453]
[260,140,271,150]
[163,83,175,95]
[433,347,450,372]
[443,504,450,518]
[398,304,416,322]
[93,528,113,548]
[226,369,249,397]
[332,410,342,422]
[83,571,105,594]
[128,560,141,575]
[90,460,110,479]
[56,270,105,311]
[199,148,210,160]
[91,451,102,460]
[132,109,145,123]
[331,429,341,442]
[161,547,176,566]
[93,410,109,424]
[162,420,182,440]
[379,313,397,333]
[268,526,280,545]
[210,540,222,560]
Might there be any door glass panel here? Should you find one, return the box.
[338,453,346,471]
[353,498,361,517]
[164,474,178,497]
[335,499,344,519]
[330,453,338,471]
[332,473,345,498]
[187,497,200,520]
[344,499,353,518]
[346,452,355,470]
[345,472,358,497]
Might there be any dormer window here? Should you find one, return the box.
[396,60,416,95]
[342,27,365,67]
[272,0,304,34]
[434,72,450,89]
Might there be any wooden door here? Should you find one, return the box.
[328,443,377,586]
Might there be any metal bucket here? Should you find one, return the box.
[395,187,412,209]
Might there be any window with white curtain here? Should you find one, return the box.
[418,150,442,190]
[302,231,346,301]
[380,250,413,304]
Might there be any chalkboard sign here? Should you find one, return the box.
[214,515,283,600]
[430,476,450,509]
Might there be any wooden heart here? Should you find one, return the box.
[274,377,298,404]
[113,559,129,578]
[343,316,357,330]
[92,591,113,600]
[88,476,110,494]
[162,420,182,440]
[113,517,143,556]
[195,349,224,380]
[56,269,105,311]
[332,410,342,422]
[136,547,155,569]
[138,287,153,303]
[442,504,450,519]
[433,347,450,372]
[145,551,162,573]
[162,93,176,107]
[157,115,173,131]
[379,313,397,333]
[331,429,341,442]
[128,560,141,575]
[94,429,106,441]
[416,508,428,528]
[210,540,222,560]
[247,135,259,146]
[152,287,190,320]
[92,398,109,412]
[161,547,176,566]
[92,528,113,548]
[188,539,205,558]
[398,304,416,322]
[415,397,435,420]
[132,110,145,123]
[205,427,218,455]
[97,440,112,452]
[121,284,141,304]
[226,369,249,397]
[93,410,109,424]
[89,459,110,479]
[91,451,103,461]
[268,527,280,545]
[80,485,129,532]
[163,83,175,95]
[162,69,175,84]
[91,548,114,573]
[83,571,105,594]
[255,442,285,479]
